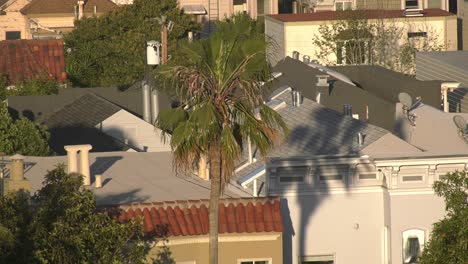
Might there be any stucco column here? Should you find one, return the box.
[77,0,85,19]
[391,166,400,189]
[64,146,79,173]
[79,145,93,186]
[428,165,437,187]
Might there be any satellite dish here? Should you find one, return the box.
[453,115,468,142]
[398,92,413,109]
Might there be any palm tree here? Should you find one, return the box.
[156,15,287,264]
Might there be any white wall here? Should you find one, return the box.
[96,109,171,152]
[269,157,468,264]
[266,15,457,66]
[281,191,386,264]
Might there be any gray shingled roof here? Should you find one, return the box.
[19,152,250,205]
[45,93,121,128]
[232,89,394,195]
[272,57,442,131]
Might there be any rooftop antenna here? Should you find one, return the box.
[398,92,421,126]
[453,115,468,143]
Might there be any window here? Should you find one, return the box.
[407,32,427,38]
[359,173,377,180]
[405,0,419,9]
[5,31,21,40]
[402,229,425,264]
[233,0,247,13]
[300,255,334,264]
[319,174,343,181]
[335,1,352,11]
[238,259,270,264]
[277,166,308,183]
[402,175,423,182]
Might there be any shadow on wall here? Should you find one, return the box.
[281,107,369,264]
[48,126,130,155]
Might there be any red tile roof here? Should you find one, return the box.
[268,9,454,22]
[115,197,283,237]
[0,39,67,85]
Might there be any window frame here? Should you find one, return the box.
[237,257,272,264]
[299,254,335,263]
[405,0,420,9]
[402,229,426,264]
[5,31,21,40]
[334,0,353,11]
[277,166,308,184]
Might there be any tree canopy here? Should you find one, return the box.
[156,14,287,264]
[65,0,198,88]
[0,103,52,156]
[0,75,60,101]
[0,166,147,264]
[420,170,468,264]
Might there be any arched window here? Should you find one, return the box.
[402,229,425,264]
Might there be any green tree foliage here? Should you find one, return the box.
[0,75,60,101]
[65,0,198,88]
[0,103,52,156]
[0,191,34,264]
[420,170,468,264]
[312,11,444,74]
[156,14,288,264]
[0,166,147,264]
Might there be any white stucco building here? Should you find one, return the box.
[265,9,458,65]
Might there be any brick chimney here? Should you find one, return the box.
[2,154,31,195]
[64,144,93,186]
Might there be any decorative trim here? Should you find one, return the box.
[157,234,281,247]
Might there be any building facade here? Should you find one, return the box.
[266,9,458,66]
[0,0,31,40]
[267,154,468,264]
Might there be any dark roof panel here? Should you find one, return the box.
[44,93,121,128]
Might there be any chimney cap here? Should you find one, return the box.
[11,154,25,160]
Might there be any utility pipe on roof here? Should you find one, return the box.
[142,82,151,123]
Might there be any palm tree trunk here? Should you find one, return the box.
[209,142,221,264]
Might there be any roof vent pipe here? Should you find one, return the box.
[150,89,160,124]
[95,174,102,188]
[343,104,353,117]
[303,55,310,64]
[142,82,151,123]
[292,90,303,107]
[292,1,298,13]
[292,51,300,60]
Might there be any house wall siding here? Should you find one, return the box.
[265,16,285,66]
[97,109,171,152]
[356,0,401,10]
[148,234,283,264]
[0,0,30,40]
